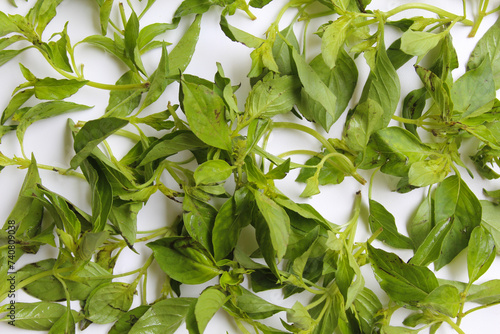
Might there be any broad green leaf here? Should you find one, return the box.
[147,236,222,284]
[291,46,338,131]
[105,71,143,117]
[466,279,500,304]
[408,156,451,187]
[17,101,92,149]
[369,199,413,249]
[273,23,299,75]
[194,159,233,185]
[410,218,453,267]
[400,29,446,57]
[80,157,113,233]
[124,11,139,63]
[138,20,179,50]
[70,117,129,169]
[137,130,206,166]
[129,298,195,334]
[18,259,111,301]
[33,78,87,100]
[169,14,201,74]
[467,226,495,283]
[1,89,34,124]
[108,305,151,334]
[415,65,450,117]
[48,307,78,334]
[401,88,426,136]
[286,301,314,331]
[321,16,352,68]
[250,0,272,8]
[359,41,400,126]
[422,285,460,317]
[27,0,63,35]
[76,231,109,261]
[82,35,135,69]
[220,15,264,49]
[368,244,438,306]
[84,282,135,324]
[433,176,482,269]
[352,288,383,334]
[98,0,113,35]
[174,0,215,17]
[109,200,142,248]
[142,43,169,108]
[345,98,385,152]
[0,302,67,330]
[187,287,228,334]
[480,200,500,253]
[0,11,19,36]
[181,79,232,151]
[467,16,500,89]
[408,195,433,249]
[253,189,290,261]
[451,57,496,119]
[212,187,253,261]
[183,194,217,252]
[372,127,433,177]
[232,286,286,319]
[0,48,28,66]
[245,73,300,118]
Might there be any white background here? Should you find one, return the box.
[0,0,500,333]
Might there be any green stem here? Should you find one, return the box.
[385,3,473,26]
[463,301,500,317]
[272,122,336,153]
[469,0,490,37]
[442,316,466,334]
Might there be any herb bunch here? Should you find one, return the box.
[1,0,500,333]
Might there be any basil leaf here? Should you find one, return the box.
[147,236,221,284]
[33,78,87,100]
[129,298,195,334]
[0,302,68,330]
[369,199,414,249]
[108,305,151,334]
[186,287,228,334]
[84,282,135,324]
[467,226,495,283]
[181,79,232,151]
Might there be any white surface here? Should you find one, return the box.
[0,0,499,333]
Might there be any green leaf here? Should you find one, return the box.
[109,200,142,248]
[174,0,214,17]
[76,231,109,261]
[0,302,67,330]
[321,16,352,68]
[220,15,264,49]
[17,101,92,149]
[466,279,500,304]
[82,35,134,69]
[480,200,500,253]
[401,88,426,136]
[368,244,438,306]
[97,0,113,35]
[467,226,495,283]
[408,195,433,249]
[194,159,233,185]
[169,14,201,74]
[345,98,385,152]
[70,117,129,169]
[291,46,338,131]
[137,130,206,167]
[273,23,299,75]
[105,71,143,117]
[183,194,217,252]
[231,286,286,319]
[467,16,500,89]
[451,57,496,119]
[400,29,446,57]
[245,73,300,118]
[407,156,451,187]
[421,285,460,317]
[212,187,253,261]
[27,0,63,35]
[181,79,232,151]
[142,43,169,109]
[124,11,139,63]
[147,236,221,284]
[129,298,195,334]
[47,23,73,72]
[0,11,19,37]
[433,176,482,269]
[369,199,414,249]
[84,282,135,324]
[108,305,151,334]
[1,88,34,124]
[138,20,179,50]
[0,48,28,66]
[253,189,290,261]
[415,65,450,117]
[372,127,433,177]
[18,259,111,301]
[187,287,228,334]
